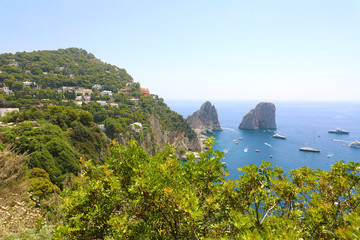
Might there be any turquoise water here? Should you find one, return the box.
[166,100,360,179]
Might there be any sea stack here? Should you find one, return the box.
[187,101,222,135]
[239,102,276,130]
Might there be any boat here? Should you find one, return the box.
[328,128,350,134]
[299,131,320,152]
[235,142,239,144]
[299,147,321,152]
[244,148,248,152]
[238,137,243,140]
[255,149,260,152]
[327,154,333,158]
[272,133,286,139]
[349,140,360,148]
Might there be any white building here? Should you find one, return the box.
[92,84,102,89]
[100,90,113,97]
[0,108,19,117]
[96,100,107,106]
[131,122,143,132]
[109,103,119,108]
[23,81,35,87]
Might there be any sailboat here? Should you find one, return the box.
[299,131,320,152]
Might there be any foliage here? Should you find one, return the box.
[53,138,360,239]
[0,48,199,154]
[0,109,108,187]
[27,168,60,207]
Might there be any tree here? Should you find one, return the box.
[28,168,60,208]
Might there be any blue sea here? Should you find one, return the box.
[166,100,360,179]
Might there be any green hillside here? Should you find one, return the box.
[0,48,198,187]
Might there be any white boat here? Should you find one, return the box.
[300,131,320,152]
[244,148,248,152]
[328,128,350,134]
[238,137,243,140]
[327,154,334,158]
[272,133,286,139]
[299,147,321,152]
[349,140,360,148]
[255,149,260,152]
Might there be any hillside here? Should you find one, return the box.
[0,48,200,186]
[0,48,200,149]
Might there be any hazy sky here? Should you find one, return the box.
[1,0,359,101]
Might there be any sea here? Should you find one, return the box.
[166,100,360,180]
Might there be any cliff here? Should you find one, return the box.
[239,102,277,130]
[188,101,222,135]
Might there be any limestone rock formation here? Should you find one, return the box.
[188,101,222,135]
[239,102,277,130]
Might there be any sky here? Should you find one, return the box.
[0,0,360,101]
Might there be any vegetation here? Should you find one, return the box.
[0,48,197,151]
[2,48,359,239]
[0,106,108,187]
[51,138,360,239]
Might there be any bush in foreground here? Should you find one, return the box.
[54,138,360,239]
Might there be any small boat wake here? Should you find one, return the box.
[222,147,230,154]
[330,138,351,143]
[223,127,237,132]
[264,142,272,148]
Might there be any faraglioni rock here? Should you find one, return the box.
[239,102,277,130]
[188,101,222,135]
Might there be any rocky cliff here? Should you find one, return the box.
[239,102,277,130]
[117,114,202,154]
[188,101,222,135]
[147,114,202,152]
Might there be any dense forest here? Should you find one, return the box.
[0,48,359,239]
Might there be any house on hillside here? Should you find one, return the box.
[0,108,19,117]
[109,103,119,108]
[76,88,93,95]
[130,98,140,104]
[100,90,112,97]
[96,101,107,106]
[25,70,31,74]
[84,96,91,102]
[131,122,143,132]
[0,87,13,95]
[92,84,102,89]
[140,88,150,94]
[9,63,19,68]
[119,88,133,93]
[23,81,35,87]
[62,86,76,92]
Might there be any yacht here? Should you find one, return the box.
[328,128,350,134]
[300,131,320,152]
[244,148,248,152]
[349,140,360,148]
[272,133,286,139]
[299,147,321,152]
